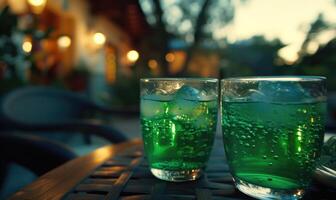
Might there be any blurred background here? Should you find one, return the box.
[0,0,336,106]
[0,0,335,198]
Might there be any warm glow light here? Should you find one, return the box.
[93,32,106,45]
[22,41,32,53]
[148,59,158,70]
[8,0,28,14]
[165,53,175,62]
[27,0,47,14]
[28,0,46,6]
[57,36,71,48]
[105,47,117,83]
[127,50,139,62]
[168,51,186,74]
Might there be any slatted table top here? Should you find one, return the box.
[9,139,335,200]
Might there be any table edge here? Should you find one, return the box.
[9,139,142,200]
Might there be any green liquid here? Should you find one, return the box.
[222,101,326,190]
[141,98,217,171]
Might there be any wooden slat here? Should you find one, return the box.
[196,188,212,200]
[75,184,114,192]
[83,178,117,185]
[104,157,143,200]
[149,182,166,200]
[10,137,335,200]
[64,193,105,200]
[103,172,133,200]
[119,195,148,200]
[9,139,142,200]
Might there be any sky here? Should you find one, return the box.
[214,0,336,62]
[141,0,336,62]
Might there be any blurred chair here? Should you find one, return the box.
[0,86,128,144]
[0,133,77,193]
[0,133,76,176]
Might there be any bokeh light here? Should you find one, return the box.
[22,41,32,53]
[57,36,71,48]
[165,53,175,62]
[127,50,139,62]
[28,0,46,6]
[148,59,158,69]
[93,32,106,45]
[27,0,47,14]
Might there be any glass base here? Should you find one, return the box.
[234,177,305,200]
[150,168,202,182]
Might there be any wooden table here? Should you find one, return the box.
[9,139,335,200]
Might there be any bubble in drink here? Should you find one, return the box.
[222,101,326,189]
[141,86,218,171]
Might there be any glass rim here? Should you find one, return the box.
[141,77,218,83]
[221,76,326,82]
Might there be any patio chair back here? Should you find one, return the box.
[0,86,128,143]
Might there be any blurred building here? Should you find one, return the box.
[2,0,149,85]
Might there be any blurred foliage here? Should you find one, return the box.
[299,14,328,56]
[0,6,55,95]
[0,5,67,95]
[0,6,20,76]
[139,0,335,92]
[1,0,336,107]
[220,36,285,77]
[294,41,336,91]
[291,13,336,91]
[141,0,235,40]
[219,12,336,91]
[139,0,242,76]
[0,6,24,94]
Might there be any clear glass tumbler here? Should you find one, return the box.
[141,78,218,181]
[221,76,327,199]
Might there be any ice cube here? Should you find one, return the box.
[140,94,173,118]
[257,81,310,102]
[198,90,217,101]
[143,94,173,101]
[175,85,200,101]
[169,98,199,117]
[249,89,267,102]
[174,85,216,101]
[168,86,201,116]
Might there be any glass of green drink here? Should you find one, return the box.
[141,78,218,181]
[221,76,327,199]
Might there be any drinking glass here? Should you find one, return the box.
[140,78,218,181]
[221,76,326,199]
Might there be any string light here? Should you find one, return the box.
[28,0,46,6]
[93,32,106,45]
[27,0,47,14]
[148,59,158,70]
[22,39,32,53]
[57,35,71,48]
[165,53,175,62]
[127,50,139,62]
